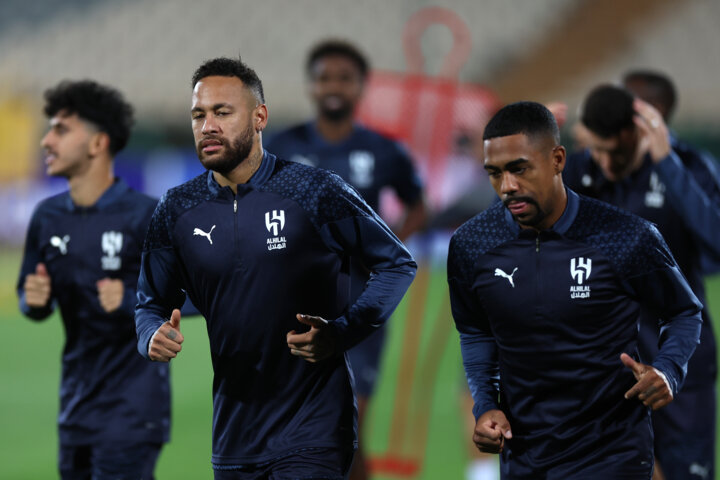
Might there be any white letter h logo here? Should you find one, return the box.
[570,257,592,284]
[265,210,285,236]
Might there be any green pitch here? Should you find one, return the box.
[1,246,719,479]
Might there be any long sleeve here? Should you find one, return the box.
[134,197,187,358]
[17,208,54,320]
[655,149,720,271]
[447,236,500,420]
[317,182,417,351]
[624,225,703,394]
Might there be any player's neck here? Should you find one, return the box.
[213,145,264,193]
[315,116,354,143]
[67,157,115,207]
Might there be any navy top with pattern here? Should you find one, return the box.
[266,122,423,211]
[17,179,169,446]
[136,151,416,466]
[564,143,720,391]
[448,189,701,475]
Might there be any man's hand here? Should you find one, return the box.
[97,278,124,313]
[286,314,336,363]
[621,352,673,410]
[24,263,52,308]
[473,409,513,454]
[634,99,671,163]
[149,309,184,362]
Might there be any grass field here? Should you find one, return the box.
[1,245,719,479]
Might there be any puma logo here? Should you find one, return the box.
[193,225,216,245]
[494,267,518,287]
[689,462,709,479]
[50,235,70,254]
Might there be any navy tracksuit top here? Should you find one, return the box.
[448,188,701,475]
[266,122,423,212]
[135,151,416,465]
[17,179,169,446]
[564,142,720,391]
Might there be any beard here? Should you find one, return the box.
[504,196,547,228]
[197,123,254,175]
[318,96,354,122]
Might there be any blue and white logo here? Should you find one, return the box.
[101,231,123,270]
[349,151,375,188]
[265,210,285,236]
[570,257,592,299]
[265,210,287,251]
[494,267,518,288]
[193,225,216,244]
[50,235,70,255]
[570,257,592,284]
[644,172,666,208]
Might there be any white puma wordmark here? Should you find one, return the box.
[494,267,518,287]
[193,225,216,245]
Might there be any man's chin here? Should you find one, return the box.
[321,108,353,122]
[512,212,543,229]
[200,155,244,176]
[46,165,69,178]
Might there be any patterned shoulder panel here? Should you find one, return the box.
[448,202,515,282]
[143,173,212,251]
[260,158,375,230]
[565,195,675,279]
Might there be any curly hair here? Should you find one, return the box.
[43,80,134,155]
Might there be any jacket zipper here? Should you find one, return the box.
[535,234,540,309]
[234,197,238,255]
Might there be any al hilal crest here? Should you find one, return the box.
[570,257,591,299]
[265,210,287,251]
[101,231,123,270]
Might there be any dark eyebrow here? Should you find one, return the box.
[191,103,234,113]
[484,158,529,172]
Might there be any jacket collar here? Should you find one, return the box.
[64,178,129,212]
[206,149,276,194]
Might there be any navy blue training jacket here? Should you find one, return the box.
[564,142,720,391]
[135,151,416,466]
[448,188,702,475]
[17,179,169,446]
[266,122,423,212]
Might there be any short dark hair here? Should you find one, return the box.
[580,84,635,138]
[306,39,369,80]
[483,101,560,145]
[192,56,265,104]
[43,80,134,155]
[622,69,677,121]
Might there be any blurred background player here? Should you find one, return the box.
[266,39,427,480]
[623,69,720,278]
[564,83,720,480]
[16,80,168,480]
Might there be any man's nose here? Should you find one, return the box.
[40,131,51,149]
[202,115,220,135]
[500,172,518,195]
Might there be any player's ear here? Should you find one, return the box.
[552,145,566,174]
[254,104,268,133]
[89,131,111,157]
